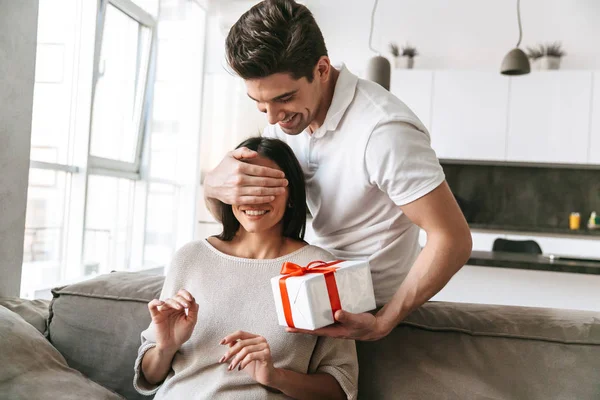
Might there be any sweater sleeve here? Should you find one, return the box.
[132,289,171,395]
[132,243,192,395]
[308,337,359,400]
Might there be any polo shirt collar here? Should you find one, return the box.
[312,64,358,138]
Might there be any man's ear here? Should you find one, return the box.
[315,56,331,82]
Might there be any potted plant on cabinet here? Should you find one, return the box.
[526,42,566,70]
[389,42,418,69]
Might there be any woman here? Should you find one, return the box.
[133,137,358,399]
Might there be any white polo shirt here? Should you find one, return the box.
[263,66,445,306]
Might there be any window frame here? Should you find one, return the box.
[23,0,208,297]
[88,0,157,178]
[29,160,79,174]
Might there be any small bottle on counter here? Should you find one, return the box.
[588,211,599,230]
[569,212,581,230]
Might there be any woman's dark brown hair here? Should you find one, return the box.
[216,137,306,241]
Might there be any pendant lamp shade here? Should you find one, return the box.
[501,0,530,76]
[366,55,391,90]
[501,48,531,75]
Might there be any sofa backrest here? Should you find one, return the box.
[47,271,164,400]
[357,302,600,399]
[46,272,600,400]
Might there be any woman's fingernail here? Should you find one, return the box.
[219,339,225,345]
[219,356,225,363]
[228,364,233,371]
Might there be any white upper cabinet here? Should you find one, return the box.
[390,70,433,132]
[430,71,510,161]
[506,72,593,164]
[590,72,600,165]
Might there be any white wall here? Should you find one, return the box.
[0,0,39,296]
[306,0,600,73]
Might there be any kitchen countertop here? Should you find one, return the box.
[469,223,600,237]
[468,250,600,275]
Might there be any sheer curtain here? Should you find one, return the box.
[195,3,266,236]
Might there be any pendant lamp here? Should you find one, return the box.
[501,0,530,75]
[365,0,391,90]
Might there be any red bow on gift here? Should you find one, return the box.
[278,260,343,328]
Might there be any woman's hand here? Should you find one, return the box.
[219,331,278,386]
[219,331,348,400]
[147,289,199,354]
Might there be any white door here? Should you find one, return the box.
[506,71,593,164]
[589,71,600,165]
[390,70,433,131]
[429,71,510,161]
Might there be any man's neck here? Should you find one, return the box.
[230,229,287,259]
[308,67,340,134]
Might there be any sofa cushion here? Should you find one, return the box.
[356,301,600,399]
[0,297,50,334]
[0,305,123,399]
[48,271,164,400]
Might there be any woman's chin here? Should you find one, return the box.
[239,220,281,234]
[239,222,269,234]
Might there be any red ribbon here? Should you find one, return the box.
[278,260,343,328]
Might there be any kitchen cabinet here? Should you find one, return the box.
[418,229,600,310]
[430,71,509,161]
[390,70,433,131]
[589,71,600,165]
[432,265,600,311]
[506,72,593,164]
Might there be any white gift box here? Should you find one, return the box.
[271,259,377,330]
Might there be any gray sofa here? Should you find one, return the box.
[1,271,599,399]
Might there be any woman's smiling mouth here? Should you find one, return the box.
[244,210,269,216]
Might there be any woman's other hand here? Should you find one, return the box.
[219,331,277,386]
[147,289,199,354]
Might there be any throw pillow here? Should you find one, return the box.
[0,305,123,399]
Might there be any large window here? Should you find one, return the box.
[89,1,153,165]
[23,0,206,299]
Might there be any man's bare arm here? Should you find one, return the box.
[286,181,472,340]
[377,180,473,332]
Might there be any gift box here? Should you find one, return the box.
[270,259,377,330]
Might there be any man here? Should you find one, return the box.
[204,0,472,341]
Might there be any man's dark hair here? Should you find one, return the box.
[216,137,307,241]
[225,0,328,82]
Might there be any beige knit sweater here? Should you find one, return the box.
[133,239,358,399]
